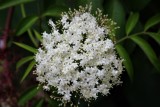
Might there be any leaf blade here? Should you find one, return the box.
[14,42,37,53]
[130,35,160,72]
[42,5,67,17]
[145,32,160,45]
[20,60,35,83]
[16,56,34,69]
[33,29,42,42]
[0,0,34,10]
[18,85,39,106]
[144,14,160,31]
[105,0,125,38]
[116,44,134,81]
[16,15,38,36]
[126,12,139,35]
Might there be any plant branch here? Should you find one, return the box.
[5,8,14,32]
[116,32,146,44]
[0,7,14,50]
[0,7,14,90]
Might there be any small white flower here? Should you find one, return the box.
[43,85,50,91]
[35,4,123,106]
[61,15,68,25]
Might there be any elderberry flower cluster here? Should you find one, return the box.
[35,4,123,105]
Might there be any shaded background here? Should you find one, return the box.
[0,0,160,107]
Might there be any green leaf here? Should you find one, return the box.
[130,35,160,72]
[16,56,34,69]
[105,0,125,38]
[42,5,67,17]
[16,15,38,36]
[20,60,35,83]
[33,29,42,42]
[126,13,139,35]
[116,44,134,81]
[18,85,39,106]
[144,14,160,31]
[145,32,160,45]
[35,99,44,107]
[14,42,37,53]
[0,0,34,10]
[28,30,38,47]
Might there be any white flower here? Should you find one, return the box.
[35,4,123,106]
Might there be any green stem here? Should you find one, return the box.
[20,4,38,47]
[116,36,129,44]
[116,32,145,44]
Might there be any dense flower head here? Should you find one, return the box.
[35,4,123,106]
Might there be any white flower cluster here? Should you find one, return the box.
[35,5,123,105]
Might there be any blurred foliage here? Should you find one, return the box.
[0,0,160,107]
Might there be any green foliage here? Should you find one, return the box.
[115,11,160,79]
[130,35,160,72]
[42,5,67,17]
[144,14,160,31]
[125,13,139,35]
[16,56,34,69]
[28,29,38,47]
[105,0,125,38]
[14,42,37,53]
[145,32,160,45]
[0,0,34,10]
[20,60,35,83]
[33,29,42,42]
[18,85,40,106]
[16,15,38,36]
[116,44,134,81]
